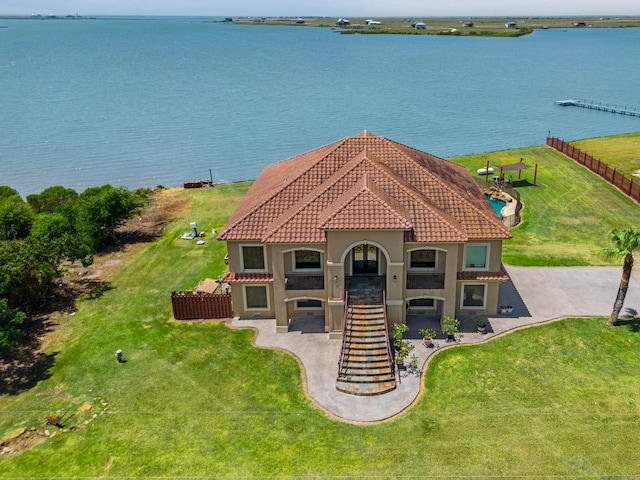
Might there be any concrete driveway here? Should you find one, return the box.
[231,265,640,423]
[502,265,640,321]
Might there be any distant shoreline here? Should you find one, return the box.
[2,15,639,38]
[231,16,640,37]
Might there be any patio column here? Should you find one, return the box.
[442,246,459,318]
[272,246,289,333]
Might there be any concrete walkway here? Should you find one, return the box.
[231,266,640,424]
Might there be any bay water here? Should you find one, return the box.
[1,17,639,196]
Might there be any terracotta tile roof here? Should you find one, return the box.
[457,268,510,282]
[220,270,274,284]
[318,174,413,231]
[219,132,511,244]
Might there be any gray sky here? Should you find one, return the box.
[2,1,639,17]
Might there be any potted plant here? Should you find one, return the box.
[418,328,437,348]
[475,316,487,334]
[394,339,410,370]
[441,315,460,342]
[500,305,513,314]
[392,323,410,369]
[408,353,419,372]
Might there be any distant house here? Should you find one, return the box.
[219,132,511,335]
[505,22,517,28]
[365,19,381,25]
[336,18,350,26]
[573,22,586,27]
[414,22,426,29]
[295,18,305,24]
[463,22,474,27]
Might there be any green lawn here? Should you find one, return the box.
[454,142,640,265]
[2,259,640,477]
[2,139,640,476]
[571,131,640,179]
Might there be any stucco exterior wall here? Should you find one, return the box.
[226,236,505,330]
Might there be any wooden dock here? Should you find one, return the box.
[555,99,640,117]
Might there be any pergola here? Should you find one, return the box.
[496,158,538,185]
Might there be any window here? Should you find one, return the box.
[242,245,265,271]
[461,284,486,308]
[245,285,269,310]
[409,249,436,269]
[464,244,488,269]
[294,250,321,270]
[408,298,435,308]
[296,299,323,309]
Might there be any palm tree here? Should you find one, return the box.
[601,227,640,326]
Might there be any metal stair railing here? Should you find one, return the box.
[337,291,349,378]
[381,290,395,380]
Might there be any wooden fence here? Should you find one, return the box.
[547,137,640,203]
[171,291,233,320]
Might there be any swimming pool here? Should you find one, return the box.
[486,195,506,219]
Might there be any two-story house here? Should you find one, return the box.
[219,131,511,338]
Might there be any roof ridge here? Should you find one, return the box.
[364,155,470,239]
[318,174,414,230]
[260,149,373,241]
[219,138,349,239]
[223,133,510,244]
[379,138,509,238]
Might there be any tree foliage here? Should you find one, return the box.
[26,185,78,213]
[76,185,142,247]
[0,236,64,309]
[601,227,640,326]
[0,184,144,311]
[0,188,34,240]
[0,298,25,352]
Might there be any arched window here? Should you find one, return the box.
[409,249,437,270]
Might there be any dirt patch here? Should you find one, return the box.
[1,398,110,455]
[0,188,189,396]
[0,428,47,456]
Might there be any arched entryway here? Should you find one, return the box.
[352,243,379,275]
[344,243,387,305]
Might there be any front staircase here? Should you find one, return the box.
[336,303,396,396]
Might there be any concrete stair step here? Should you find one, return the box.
[347,341,387,349]
[335,379,397,396]
[343,358,390,368]
[348,326,385,333]
[349,326,385,332]
[349,308,384,314]
[344,350,389,358]
[343,357,389,366]
[349,318,385,325]
[346,331,387,340]
[346,341,387,348]
[342,367,394,377]
[338,302,396,396]
[349,321,385,329]
[346,344,388,353]
[338,373,395,383]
